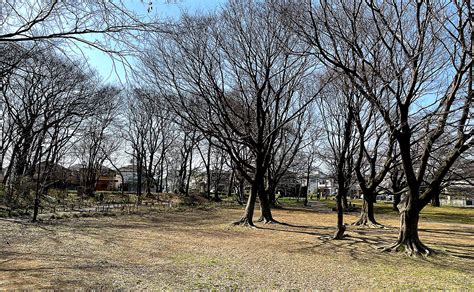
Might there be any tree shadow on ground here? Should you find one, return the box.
[255,223,333,237]
[255,217,474,273]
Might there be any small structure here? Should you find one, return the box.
[118,164,155,193]
[440,195,473,207]
[95,167,119,191]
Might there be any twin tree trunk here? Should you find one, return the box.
[257,186,276,223]
[233,182,258,226]
[352,194,382,228]
[234,162,275,226]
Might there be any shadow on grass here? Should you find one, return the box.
[254,217,474,273]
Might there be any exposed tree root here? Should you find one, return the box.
[262,218,279,224]
[256,216,280,224]
[232,217,255,227]
[380,238,434,257]
[351,217,384,228]
[333,224,346,240]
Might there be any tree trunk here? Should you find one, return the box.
[268,190,277,208]
[233,182,257,226]
[258,187,276,223]
[185,144,193,197]
[342,194,348,210]
[431,192,440,207]
[304,165,311,206]
[393,193,401,211]
[206,139,211,199]
[136,159,143,205]
[213,190,221,202]
[227,168,235,198]
[237,178,245,205]
[333,189,345,239]
[352,195,382,227]
[382,200,432,256]
[303,186,308,206]
[32,190,40,222]
[146,177,152,197]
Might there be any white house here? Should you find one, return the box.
[303,171,335,196]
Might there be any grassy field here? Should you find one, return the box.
[316,198,474,225]
[0,204,473,289]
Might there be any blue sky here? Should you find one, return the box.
[83,0,226,84]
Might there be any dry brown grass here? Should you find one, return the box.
[0,205,473,289]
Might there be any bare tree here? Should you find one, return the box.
[0,0,162,74]
[352,98,395,227]
[266,113,310,208]
[74,86,121,199]
[317,74,358,239]
[140,1,320,225]
[0,45,100,219]
[289,0,473,255]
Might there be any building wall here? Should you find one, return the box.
[440,197,474,207]
[308,178,334,195]
[95,175,118,191]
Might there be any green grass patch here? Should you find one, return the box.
[277,197,307,206]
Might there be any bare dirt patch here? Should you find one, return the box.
[0,206,473,289]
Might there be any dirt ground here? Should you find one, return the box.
[0,204,473,289]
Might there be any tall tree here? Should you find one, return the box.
[0,45,100,219]
[289,0,473,255]
[317,74,358,239]
[75,86,121,198]
[140,1,320,225]
[352,98,395,227]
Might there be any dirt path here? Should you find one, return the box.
[0,207,472,289]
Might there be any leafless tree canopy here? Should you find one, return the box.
[0,0,471,258]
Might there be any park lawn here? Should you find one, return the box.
[0,206,473,290]
[277,196,309,206]
[317,198,474,225]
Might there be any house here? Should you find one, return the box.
[304,171,336,197]
[191,170,234,194]
[117,164,155,192]
[95,167,119,191]
[440,179,474,207]
[440,195,473,207]
[68,164,120,192]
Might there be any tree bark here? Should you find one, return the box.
[342,195,348,210]
[233,182,257,226]
[382,198,432,256]
[206,138,211,199]
[32,190,40,222]
[227,168,235,198]
[237,178,245,205]
[303,187,308,206]
[185,145,193,196]
[393,193,401,211]
[213,190,221,202]
[352,195,382,227]
[136,157,143,205]
[333,189,346,239]
[431,192,440,207]
[258,188,276,223]
[268,190,277,208]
